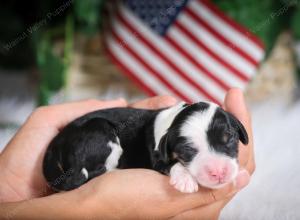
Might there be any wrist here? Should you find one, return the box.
[75,186,111,219]
[0,155,21,202]
[0,153,48,202]
[0,191,85,219]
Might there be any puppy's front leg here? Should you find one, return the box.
[170,162,199,193]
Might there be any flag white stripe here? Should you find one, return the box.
[121,5,225,101]
[169,26,255,79]
[112,19,206,101]
[179,12,256,76]
[168,27,246,88]
[107,34,180,98]
[190,1,264,61]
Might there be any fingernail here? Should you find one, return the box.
[236,170,250,190]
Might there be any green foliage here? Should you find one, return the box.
[35,15,74,105]
[37,37,65,91]
[291,4,300,39]
[291,4,300,80]
[38,84,52,106]
[74,0,106,35]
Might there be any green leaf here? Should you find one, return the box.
[74,0,106,35]
[291,6,300,39]
[35,15,74,105]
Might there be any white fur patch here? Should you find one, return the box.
[154,102,186,150]
[170,162,199,193]
[81,168,89,179]
[105,138,123,171]
[180,103,217,147]
[180,103,218,158]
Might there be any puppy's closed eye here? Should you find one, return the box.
[221,133,230,144]
[174,143,198,163]
[220,130,238,146]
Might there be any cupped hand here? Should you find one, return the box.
[0,90,255,220]
[0,98,128,202]
[74,168,248,220]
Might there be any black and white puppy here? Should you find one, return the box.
[43,101,248,193]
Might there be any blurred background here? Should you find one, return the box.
[0,0,299,219]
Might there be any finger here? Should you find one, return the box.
[30,99,127,129]
[224,88,251,128]
[234,169,251,190]
[172,169,250,214]
[170,199,224,220]
[223,88,254,171]
[218,172,250,211]
[168,185,233,219]
[175,170,250,219]
[129,95,177,109]
[213,170,251,212]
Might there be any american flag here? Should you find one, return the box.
[104,0,265,105]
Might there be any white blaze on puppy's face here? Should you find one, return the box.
[154,102,187,151]
[179,104,239,189]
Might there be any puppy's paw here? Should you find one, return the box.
[170,163,198,193]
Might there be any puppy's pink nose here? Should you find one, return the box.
[206,167,227,183]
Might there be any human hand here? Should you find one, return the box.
[0,96,181,203]
[0,90,254,220]
[0,98,129,202]
[71,168,246,220]
[224,89,255,175]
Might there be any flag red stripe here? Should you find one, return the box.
[116,11,222,104]
[103,10,157,97]
[200,0,264,49]
[104,39,157,97]
[110,28,193,102]
[173,20,249,82]
[184,7,258,66]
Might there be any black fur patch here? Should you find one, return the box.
[43,118,116,191]
[155,102,209,166]
[173,137,198,163]
[207,108,240,158]
[43,108,160,191]
[170,102,209,127]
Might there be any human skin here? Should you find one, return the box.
[0,89,254,219]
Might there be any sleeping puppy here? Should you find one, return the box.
[43,101,248,193]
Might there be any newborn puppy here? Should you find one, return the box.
[43,101,248,193]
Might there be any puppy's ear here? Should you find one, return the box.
[158,133,171,163]
[228,112,249,145]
